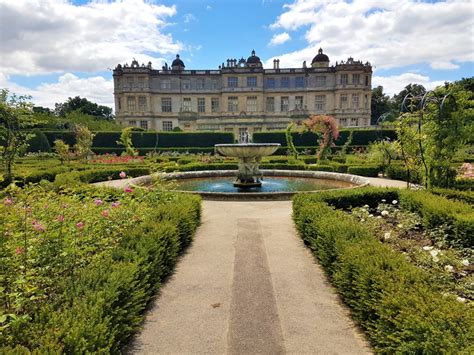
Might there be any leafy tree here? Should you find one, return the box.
[27,129,51,153]
[371,86,392,124]
[53,139,71,165]
[54,96,114,120]
[73,125,94,161]
[116,127,138,156]
[61,111,121,131]
[0,89,36,183]
[367,140,399,174]
[392,83,426,113]
[302,115,339,161]
[285,122,298,159]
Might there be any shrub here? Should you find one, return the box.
[347,165,381,177]
[293,193,474,353]
[431,188,474,205]
[385,164,422,184]
[27,129,51,153]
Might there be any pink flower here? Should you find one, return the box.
[119,171,127,179]
[101,209,110,218]
[111,201,121,208]
[76,222,84,230]
[32,220,45,232]
[4,197,13,205]
[15,247,24,255]
[56,215,65,222]
[94,199,103,206]
[124,186,133,193]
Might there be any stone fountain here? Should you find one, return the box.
[215,143,280,188]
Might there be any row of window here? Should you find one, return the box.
[128,120,174,131]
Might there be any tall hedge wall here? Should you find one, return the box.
[253,129,397,146]
[42,131,234,148]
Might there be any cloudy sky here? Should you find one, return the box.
[0,0,473,109]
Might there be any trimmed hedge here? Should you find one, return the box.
[253,129,396,146]
[42,131,234,149]
[92,147,216,155]
[385,164,423,184]
[293,189,474,353]
[400,190,474,248]
[431,188,474,205]
[347,165,381,177]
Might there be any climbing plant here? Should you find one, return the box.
[302,115,339,161]
[285,122,299,159]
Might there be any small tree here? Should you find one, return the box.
[116,127,138,156]
[73,125,94,161]
[27,128,51,153]
[367,140,399,174]
[302,115,339,161]
[53,139,70,165]
[285,122,298,159]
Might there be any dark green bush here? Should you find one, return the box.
[305,164,334,172]
[347,165,380,177]
[431,188,474,205]
[293,193,474,353]
[385,164,422,184]
[27,129,51,153]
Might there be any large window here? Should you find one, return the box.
[340,94,348,108]
[280,77,289,88]
[161,97,172,112]
[197,78,205,89]
[162,121,173,131]
[128,120,136,127]
[295,96,304,109]
[266,78,275,88]
[352,74,360,85]
[212,79,219,89]
[198,98,206,113]
[339,118,347,127]
[182,80,191,90]
[266,97,275,112]
[365,94,368,109]
[160,79,171,89]
[126,77,133,89]
[137,77,145,89]
[140,120,148,130]
[350,118,358,126]
[295,77,304,88]
[228,77,238,88]
[182,97,192,112]
[315,95,326,112]
[127,96,136,111]
[352,94,360,108]
[340,74,348,85]
[211,98,220,112]
[138,96,147,111]
[280,96,289,112]
[315,76,326,87]
[247,77,257,87]
[246,96,257,112]
[228,96,238,112]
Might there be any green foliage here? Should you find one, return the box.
[53,139,70,164]
[0,186,200,352]
[385,164,422,184]
[116,127,138,156]
[347,165,380,177]
[285,123,299,159]
[62,111,121,131]
[293,190,474,353]
[54,96,114,120]
[27,129,51,153]
[73,125,94,161]
[367,140,399,173]
[399,190,474,248]
[371,86,395,124]
[431,188,474,205]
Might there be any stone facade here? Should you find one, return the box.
[113,49,372,139]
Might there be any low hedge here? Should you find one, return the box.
[77,167,151,183]
[92,147,216,155]
[399,190,474,248]
[431,188,474,205]
[347,165,380,177]
[293,190,474,353]
[385,164,422,184]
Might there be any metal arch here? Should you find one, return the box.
[375,112,392,142]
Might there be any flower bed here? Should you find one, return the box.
[293,187,474,353]
[0,185,201,352]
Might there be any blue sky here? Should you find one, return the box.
[0,0,472,108]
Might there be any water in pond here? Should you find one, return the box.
[172,176,355,193]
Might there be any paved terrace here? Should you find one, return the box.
[96,176,407,354]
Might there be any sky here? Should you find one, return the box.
[0,0,473,109]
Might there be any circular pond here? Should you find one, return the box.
[172,176,355,193]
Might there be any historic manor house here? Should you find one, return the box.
[113,49,372,139]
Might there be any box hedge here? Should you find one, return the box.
[347,165,381,177]
[293,190,474,353]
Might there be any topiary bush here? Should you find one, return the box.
[27,129,51,153]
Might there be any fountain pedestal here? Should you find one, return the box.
[215,143,280,188]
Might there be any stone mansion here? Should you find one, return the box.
[113,49,372,138]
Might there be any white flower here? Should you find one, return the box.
[381,199,386,202]
[432,256,440,263]
[444,265,454,272]
[456,297,466,303]
[392,200,398,205]
[384,232,391,240]
[397,224,404,228]
[381,210,389,217]
[377,216,382,219]
[430,249,439,257]
[461,259,469,266]
[363,205,369,209]
[368,214,374,218]
[360,218,365,222]
[423,246,434,251]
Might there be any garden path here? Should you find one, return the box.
[127,200,371,354]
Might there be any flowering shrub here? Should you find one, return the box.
[91,154,145,165]
[458,162,474,179]
[302,115,340,161]
[0,184,201,352]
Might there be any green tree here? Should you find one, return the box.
[371,86,393,124]
[54,96,114,120]
[53,139,71,165]
[0,89,36,183]
[392,83,426,113]
[116,127,138,156]
[73,125,94,161]
[27,129,51,153]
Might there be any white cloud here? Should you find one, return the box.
[183,13,197,24]
[373,73,447,96]
[269,32,291,46]
[269,0,474,70]
[0,0,182,77]
[206,5,212,11]
[1,73,113,109]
